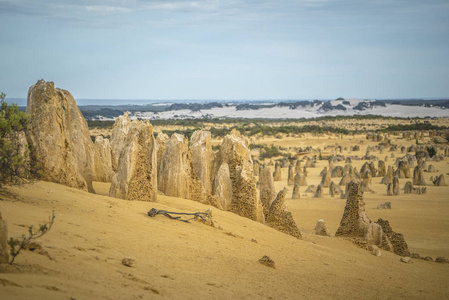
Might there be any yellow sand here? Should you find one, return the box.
[1,130,449,299]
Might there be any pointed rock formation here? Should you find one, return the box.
[313,184,323,198]
[320,171,332,188]
[110,112,131,172]
[190,130,214,194]
[259,166,276,218]
[377,160,386,177]
[294,173,307,186]
[155,132,169,179]
[329,181,341,197]
[26,79,98,192]
[273,162,282,181]
[0,210,8,264]
[292,183,300,199]
[413,166,427,186]
[266,189,302,238]
[403,181,413,194]
[335,182,371,237]
[331,166,344,177]
[109,120,157,201]
[215,130,264,222]
[314,219,330,236]
[434,174,447,186]
[253,160,260,177]
[396,160,411,178]
[376,218,410,257]
[214,163,233,210]
[287,164,295,185]
[94,136,114,182]
[361,170,372,192]
[381,166,394,185]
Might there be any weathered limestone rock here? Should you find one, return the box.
[377,202,392,209]
[215,130,264,222]
[396,161,411,178]
[361,170,372,192]
[427,164,436,173]
[387,176,400,196]
[155,132,169,179]
[158,133,209,204]
[259,166,276,218]
[329,181,341,197]
[320,171,332,188]
[266,189,302,238]
[253,160,260,177]
[214,163,233,210]
[314,219,330,236]
[0,210,9,264]
[377,160,386,177]
[364,222,393,251]
[381,166,394,185]
[413,166,427,186]
[313,184,323,198]
[335,182,371,237]
[434,174,447,186]
[287,164,295,185]
[295,160,302,174]
[109,120,157,202]
[292,183,300,199]
[319,167,328,177]
[190,130,214,194]
[110,112,131,172]
[331,166,344,177]
[273,162,282,181]
[94,136,114,182]
[376,218,410,257]
[294,173,307,186]
[403,181,413,194]
[26,79,98,192]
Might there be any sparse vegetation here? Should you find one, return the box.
[8,211,55,265]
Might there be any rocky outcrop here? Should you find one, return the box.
[110,112,131,172]
[403,181,413,194]
[94,136,114,182]
[26,80,98,192]
[214,130,264,222]
[331,166,344,177]
[273,162,282,181]
[259,166,276,218]
[329,181,341,197]
[335,182,371,237]
[109,120,157,202]
[190,130,214,194]
[413,166,427,186]
[320,171,332,188]
[287,164,295,185]
[292,183,300,199]
[313,184,323,198]
[155,132,169,178]
[0,210,8,264]
[361,170,372,192]
[266,189,302,238]
[376,218,410,257]
[377,160,386,177]
[158,133,209,204]
[381,166,394,185]
[434,174,446,186]
[387,176,400,196]
[213,163,233,210]
[396,161,411,178]
[314,219,330,236]
[294,173,307,186]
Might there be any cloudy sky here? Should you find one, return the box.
[1,0,448,100]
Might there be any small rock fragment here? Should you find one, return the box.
[435,257,449,264]
[400,257,413,264]
[258,255,275,268]
[122,257,135,267]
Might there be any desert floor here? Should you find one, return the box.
[1,131,449,299]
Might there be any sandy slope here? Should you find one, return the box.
[1,177,448,299]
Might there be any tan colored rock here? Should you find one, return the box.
[377,160,386,177]
[320,171,332,188]
[215,130,264,222]
[376,218,410,257]
[190,130,214,194]
[403,181,413,194]
[292,183,300,199]
[155,132,169,179]
[253,160,260,177]
[266,189,302,238]
[273,162,282,181]
[364,222,393,251]
[361,170,372,192]
[313,184,323,198]
[214,163,233,210]
[413,166,427,186]
[287,164,295,185]
[397,160,411,178]
[110,112,131,172]
[0,210,9,264]
[381,166,394,185]
[94,136,114,182]
[434,174,447,186]
[109,120,157,202]
[314,219,330,236]
[26,79,97,192]
[335,182,371,237]
[259,166,276,218]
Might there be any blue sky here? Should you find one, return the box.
[1,0,448,100]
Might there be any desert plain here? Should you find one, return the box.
[1,117,449,299]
